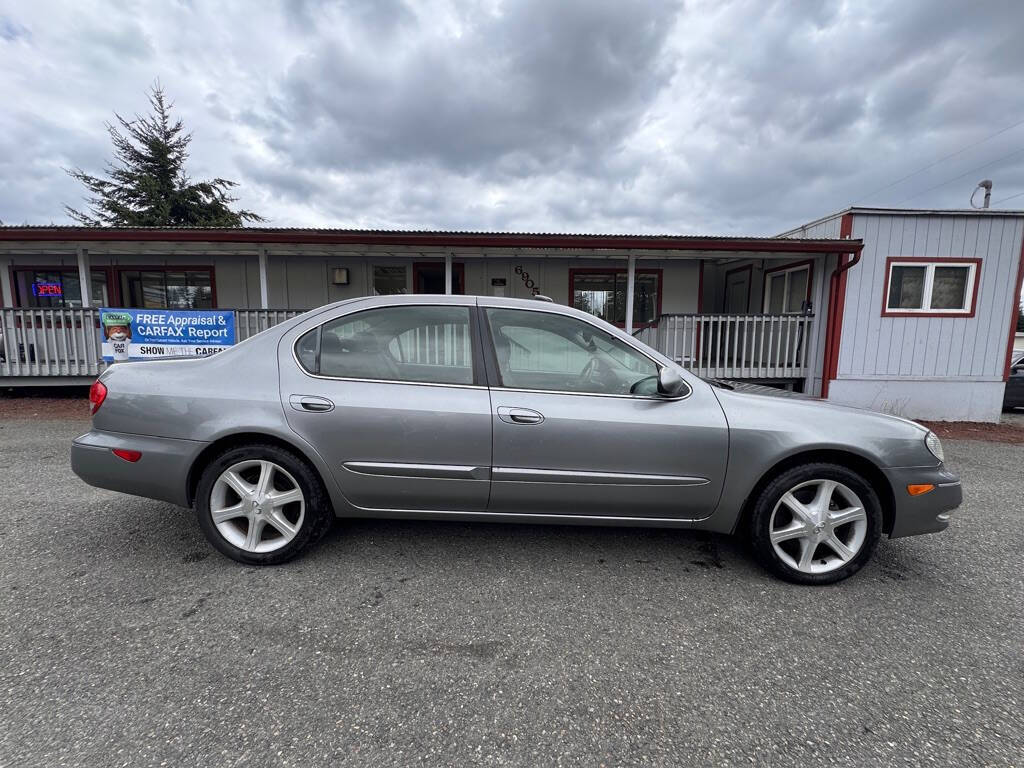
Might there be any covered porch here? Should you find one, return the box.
[0,227,862,389]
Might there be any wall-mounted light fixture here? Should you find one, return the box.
[332,267,350,285]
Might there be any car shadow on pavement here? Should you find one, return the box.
[63,491,954,594]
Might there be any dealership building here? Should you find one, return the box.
[1,208,1021,422]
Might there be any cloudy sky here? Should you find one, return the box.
[1,0,1023,235]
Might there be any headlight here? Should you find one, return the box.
[925,431,944,463]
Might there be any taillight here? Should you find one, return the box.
[89,379,107,415]
[112,448,142,463]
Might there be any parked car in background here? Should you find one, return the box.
[1005,349,1024,410]
[71,295,962,584]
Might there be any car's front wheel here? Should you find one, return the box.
[195,444,333,565]
[750,462,882,584]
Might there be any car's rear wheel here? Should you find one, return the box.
[195,444,333,565]
[750,462,882,585]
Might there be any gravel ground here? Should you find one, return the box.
[0,416,1022,767]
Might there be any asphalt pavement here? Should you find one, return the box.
[0,417,1021,767]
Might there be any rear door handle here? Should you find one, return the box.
[497,406,544,425]
[289,395,335,413]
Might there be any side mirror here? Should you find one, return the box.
[657,366,688,398]
[1013,366,1021,375]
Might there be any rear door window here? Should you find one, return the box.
[295,305,475,385]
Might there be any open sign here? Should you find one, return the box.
[32,282,63,297]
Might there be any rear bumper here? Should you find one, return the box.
[70,429,205,507]
[883,464,963,538]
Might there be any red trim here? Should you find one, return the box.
[822,214,856,398]
[412,261,465,294]
[762,258,815,312]
[722,264,753,312]
[568,267,664,328]
[0,227,863,254]
[879,256,982,318]
[1004,237,1024,380]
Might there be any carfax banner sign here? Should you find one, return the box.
[99,308,236,362]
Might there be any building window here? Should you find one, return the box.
[763,263,811,314]
[13,268,109,308]
[882,259,979,316]
[373,266,407,295]
[570,269,661,326]
[119,269,214,309]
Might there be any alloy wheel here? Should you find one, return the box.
[769,479,868,574]
[210,460,305,553]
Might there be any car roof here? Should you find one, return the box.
[308,292,643,342]
[321,292,588,317]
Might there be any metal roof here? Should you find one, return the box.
[0,225,861,253]
[782,206,1024,236]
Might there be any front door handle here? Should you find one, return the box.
[289,395,335,413]
[497,406,544,425]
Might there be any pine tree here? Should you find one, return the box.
[65,83,264,227]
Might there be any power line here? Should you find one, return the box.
[850,116,1024,204]
[993,189,1024,206]
[893,147,1024,205]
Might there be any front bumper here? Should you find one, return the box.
[71,429,206,507]
[882,464,962,538]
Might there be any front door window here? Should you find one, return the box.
[484,307,664,396]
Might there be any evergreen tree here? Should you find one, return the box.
[65,83,263,227]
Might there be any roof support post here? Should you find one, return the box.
[76,247,91,308]
[445,252,453,295]
[625,254,636,334]
[258,246,270,309]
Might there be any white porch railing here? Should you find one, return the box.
[0,308,814,382]
[0,308,104,378]
[0,308,302,379]
[634,313,815,380]
[233,309,303,341]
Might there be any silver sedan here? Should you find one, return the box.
[71,295,962,584]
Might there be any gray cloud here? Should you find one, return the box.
[1,0,1023,235]
[0,16,30,41]
[268,0,680,175]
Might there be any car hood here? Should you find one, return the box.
[709,380,812,400]
[711,379,926,428]
[707,379,936,468]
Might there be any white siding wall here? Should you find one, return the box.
[835,213,1023,422]
[0,250,703,312]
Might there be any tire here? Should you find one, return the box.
[195,443,333,565]
[750,462,882,585]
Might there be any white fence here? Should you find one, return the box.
[0,308,301,380]
[634,313,814,380]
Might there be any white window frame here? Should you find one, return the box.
[762,263,810,314]
[883,260,978,315]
